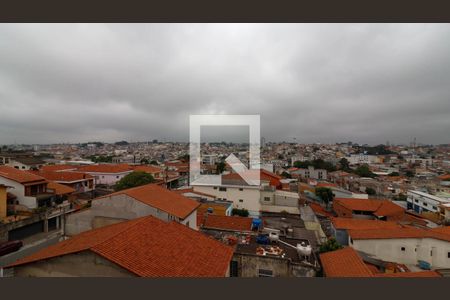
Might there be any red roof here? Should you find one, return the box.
[320,247,441,278]
[40,165,78,172]
[348,227,450,242]
[331,218,402,230]
[198,215,253,232]
[320,247,373,277]
[97,184,200,220]
[131,165,162,175]
[430,226,450,236]
[8,216,233,277]
[0,166,47,184]
[30,171,93,182]
[222,169,282,188]
[309,202,334,217]
[47,181,76,195]
[76,164,132,174]
[334,198,404,217]
[438,174,450,181]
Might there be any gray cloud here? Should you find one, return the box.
[0,24,449,145]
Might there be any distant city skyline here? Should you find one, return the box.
[1,24,450,145]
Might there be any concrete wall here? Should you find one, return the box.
[274,191,298,207]
[0,177,37,209]
[12,251,135,277]
[65,193,197,235]
[84,171,133,186]
[350,237,450,269]
[193,185,261,216]
[65,194,169,236]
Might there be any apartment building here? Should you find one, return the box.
[407,190,450,214]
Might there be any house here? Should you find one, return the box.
[130,165,164,179]
[407,190,450,214]
[65,184,200,235]
[291,166,327,181]
[30,171,95,195]
[333,198,405,220]
[347,226,450,269]
[0,166,49,209]
[320,247,441,277]
[439,203,450,225]
[4,215,234,277]
[191,170,294,217]
[74,164,133,186]
[330,217,402,246]
[0,154,45,170]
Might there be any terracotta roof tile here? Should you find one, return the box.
[0,166,47,184]
[320,247,441,278]
[76,164,132,174]
[331,217,402,230]
[97,184,200,220]
[40,165,78,172]
[320,247,373,277]
[47,181,76,195]
[334,198,405,217]
[31,171,93,182]
[8,216,233,277]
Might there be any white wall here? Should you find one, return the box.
[0,177,37,209]
[350,237,450,269]
[193,185,261,216]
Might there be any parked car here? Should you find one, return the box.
[0,240,23,257]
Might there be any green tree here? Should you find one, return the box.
[365,187,376,195]
[319,238,343,253]
[216,161,226,174]
[354,164,377,178]
[293,161,311,168]
[338,158,350,171]
[114,171,155,191]
[140,158,150,165]
[150,160,159,165]
[281,171,292,179]
[315,187,334,208]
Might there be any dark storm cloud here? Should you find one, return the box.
[0,24,449,145]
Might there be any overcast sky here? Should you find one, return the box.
[1,24,449,145]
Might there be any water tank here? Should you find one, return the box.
[268,232,279,242]
[296,242,312,256]
[252,218,262,230]
[256,234,269,245]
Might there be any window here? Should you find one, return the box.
[219,187,227,192]
[423,202,428,207]
[239,199,244,203]
[448,252,450,258]
[213,187,217,190]
[258,269,274,277]
[432,206,437,210]
[401,247,406,251]
[350,238,353,244]
[239,188,243,191]
[264,197,271,202]
[414,199,419,203]
[116,176,119,179]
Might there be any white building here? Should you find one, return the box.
[291,166,327,180]
[191,171,299,217]
[347,154,381,165]
[407,190,450,214]
[348,227,450,269]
